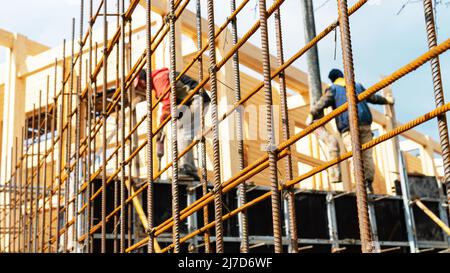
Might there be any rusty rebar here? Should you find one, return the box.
[72,0,85,251]
[336,0,373,253]
[56,39,66,253]
[34,90,42,253]
[423,0,450,216]
[206,0,224,253]
[145,0,154,254]
[49,59,58,253]
[274,7,298,253]
[258,0,283,253]
[101,0,108,253]
[229,0,249,253]
[41,77,50,252]
[120,0,127,253]
[196,0,211,253]
[168,0,181,253]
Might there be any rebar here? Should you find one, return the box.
[336,0,373,253]
[422,0,450,216]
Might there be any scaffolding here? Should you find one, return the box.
[0,0,449,253]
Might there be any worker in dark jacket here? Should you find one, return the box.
[306,69,394,194]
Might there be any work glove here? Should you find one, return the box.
[385,96,395,105]
[305,114,314,126]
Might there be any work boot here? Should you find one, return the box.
[365,180,374,195]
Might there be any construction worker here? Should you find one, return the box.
[306,68,394,194]
[133,68,210,181]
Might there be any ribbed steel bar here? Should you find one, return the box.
[72,0,85,252]
[127,12,134,250]
[206,0,224,253]
[2,153,7,252]
[337,0,373,253]
[12,139,17,252]
[19,128,24,252]
[274,6,298,253]
[34,90,42,253]
[40,77,49,252]
[56,39,66,253]
[49,59,58,253]
[84,0,93,252]
[120,0,126,253]
[230,0,249,253]
[63,18,76,253]
[423,0,450,216]
[196,0,211,254]
[24,114,31,252]
[258,0,283,253]
[9,147,13,252]
[101,0,108,253]
[168,0,181,253]
[145,0,154,254]
[113,0,120,254]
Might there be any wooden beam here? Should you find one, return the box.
[0,28,14,48]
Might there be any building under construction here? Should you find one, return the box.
[0,0,449,253]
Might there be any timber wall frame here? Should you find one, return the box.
[0,0,449,253]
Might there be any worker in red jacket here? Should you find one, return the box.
[133,67,210,181]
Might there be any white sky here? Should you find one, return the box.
[1,0,450,141]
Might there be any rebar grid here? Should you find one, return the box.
[1,0,450,254]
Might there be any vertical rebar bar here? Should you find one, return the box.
[274,7,298,253]
[9,147,13,252]
[56,39,67,253]
[64,18,76,253]
[49,59,58,253]
[230,0,249,253]
[85,0,93,252]
[206,0,224,253]
[24,121,30,252]
[336,0,373,253]
[120,0,126,253]
[196,0,211,254]
[29,104,36,252]
[19,127,24,252]
[3,153,8,252]
[41,77,49,252]
[73,0,85,252]
[101,0,108,253]
[13,138,18,252]
[423,0,450,216]
[113,0,120,254]
[145,0,155,254]
[258,0,283,253]
[34,90,42,253]
[168,0,181,253]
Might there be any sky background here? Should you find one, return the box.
[1,0,449,141]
